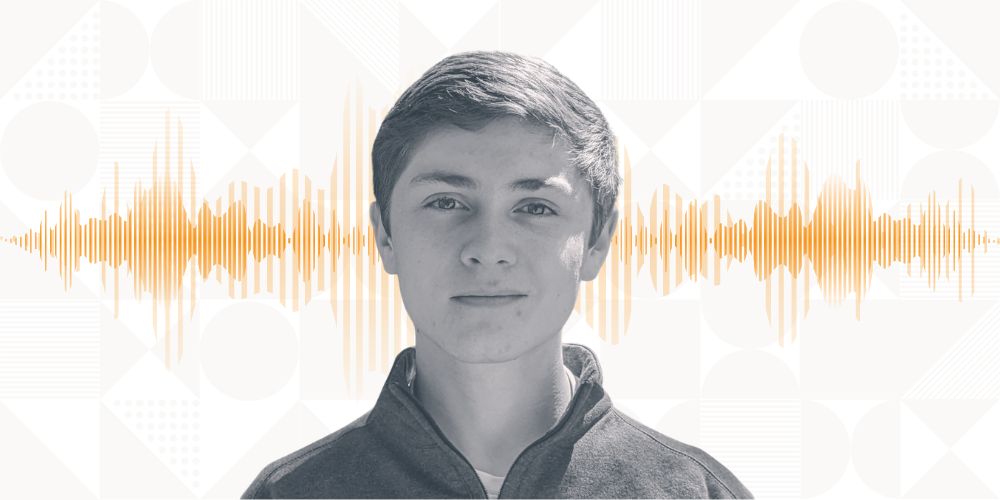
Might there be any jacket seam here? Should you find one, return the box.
[509,400,615,497]
[611,409,738,499]
[388,382,486,498]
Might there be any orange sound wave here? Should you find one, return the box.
[616,133,993,346]
[2,93,996,383]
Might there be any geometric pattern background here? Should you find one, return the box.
[1,0,999,498]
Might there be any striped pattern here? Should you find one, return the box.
[801,100,899,200]
[302,0,399,93]
[203,0,299,100]
[100,102,200,207]
[602,0,700,100]
[905,299,1000,398]
[0,300,99,398]
[701,400,800,498]
[900,201,1000,299]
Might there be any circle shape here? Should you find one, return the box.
[801,401,850,497]
[1,102,99,200]
[201,302,299,400]
[800,1,898,98]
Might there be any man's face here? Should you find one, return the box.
[371,116,616,363]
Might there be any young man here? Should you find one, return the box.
[243,51,752,499]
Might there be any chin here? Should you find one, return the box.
[440,327,557,364]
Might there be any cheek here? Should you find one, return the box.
[558,232,586,280]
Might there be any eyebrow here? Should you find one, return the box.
[408,171,570,193]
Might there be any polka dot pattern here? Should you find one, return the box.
[12,9,100,103]
[114,398,200,488]
[897,12,993,100]
[718,111,804,202]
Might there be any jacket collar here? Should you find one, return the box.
[364,343,614,494]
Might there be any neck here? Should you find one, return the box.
[412,332,573,478]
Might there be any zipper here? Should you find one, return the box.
[494,378,584,498]
[393,346,599,499]
[394,381,491,499]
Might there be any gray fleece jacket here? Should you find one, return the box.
[243,343,753,499]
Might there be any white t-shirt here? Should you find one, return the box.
[473,365,579,499]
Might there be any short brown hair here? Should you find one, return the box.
[372,50,620,247]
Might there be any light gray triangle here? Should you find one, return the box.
[148,315,199,397]
[701,0,798,96]
[903,400,998,448]
[100,404,196,498]
[399,4,447,81]
[0,401,97,499]
[203,402,301,499]
[202,101,297,150]
[903,451,997,499]
[605,100,698,149]
[100,303,149,396]
[905,300,1000,398]
[0,0,94,97]
[451,2,499,53]
[499,0,598,57]
[700,100,797,199]
[902,0,1000,96]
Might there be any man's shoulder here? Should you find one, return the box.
[581,406,754,499]
[240,410,374,499]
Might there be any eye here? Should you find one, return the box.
[426,196,467,211]
[518,202,557,216]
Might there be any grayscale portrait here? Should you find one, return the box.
[242,51,752,499]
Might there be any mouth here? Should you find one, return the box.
[451,294,528,307]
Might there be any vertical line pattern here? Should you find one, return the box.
[602,0,699,99]
[203,0,298,100]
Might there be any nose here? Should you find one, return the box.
[460,216,517,269]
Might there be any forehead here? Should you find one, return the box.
[399,117,585,189]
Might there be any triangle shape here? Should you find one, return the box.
[199,100,251,194]
[632,152,697,202]
[0,196,29,235]
[542,2,601,99]
[904,400,997,448]
[299,402,332,448]
[701,0,798,96]
[401,0,496,49]
[903,451,997,499]
[901,401,949,494]
[148,314,200,396]
[101,303,150,395]
[301,0,399,93]
[201,152,284,209]
[0,2,99,100]
[866,268,900,300]
[204,402,304,499]
[952,402,1000,496]
[902,0,1000,96]
[499,0,598,57]
[100,403,196,498]
[650,102,701,196]
[399,4,448,79]
[202,101,297,150]
[700,100,797,199]
[251,103,300,179]
[450,2,499,53]
[597,102,650,169]
[0,401,98,499]
[703,2,834,100]
[604,101,698,149]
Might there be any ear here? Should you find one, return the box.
[370,201,397,275]
[580,205,618,282]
